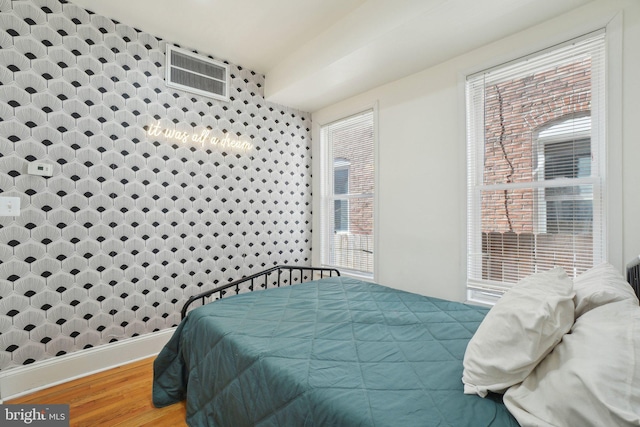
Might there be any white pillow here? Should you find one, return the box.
[462,267,574,397]
[573,262,638,318]
[504,299,640,427]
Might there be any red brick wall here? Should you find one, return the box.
[482,58,592,233]
[332,125,374,235]
[480,58,593,280]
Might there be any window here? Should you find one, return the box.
[320,111,374,275]
[466,32,605,302]
[535,115,592,235]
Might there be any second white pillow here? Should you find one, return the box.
[573,262,638,318]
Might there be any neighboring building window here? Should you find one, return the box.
[466,32,605,303]
[320,111,374,275]
[535,115,592,235]
[334,159,350,232]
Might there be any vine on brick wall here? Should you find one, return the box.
[495,85,514,232]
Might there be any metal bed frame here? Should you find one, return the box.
[181,265,341,319]
[626,257,640,299]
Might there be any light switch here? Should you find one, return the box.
[0,196,20,216]
[27,162,54,177]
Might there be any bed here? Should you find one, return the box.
[153,264,640,426]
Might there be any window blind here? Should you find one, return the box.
[466,31,606,302]
[320,110,374,275]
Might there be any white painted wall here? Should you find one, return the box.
[312,0,640,302]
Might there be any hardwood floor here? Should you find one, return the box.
[7,357,187,427]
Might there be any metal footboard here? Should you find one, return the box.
[180,265,341,319]
[626,257,640,299]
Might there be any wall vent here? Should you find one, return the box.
[166,45,229,102]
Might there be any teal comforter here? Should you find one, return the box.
[153,276,518,426]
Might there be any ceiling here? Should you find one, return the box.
[69,0,594,112]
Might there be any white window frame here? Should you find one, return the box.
[318,109,375,278]
[465,30,608,303]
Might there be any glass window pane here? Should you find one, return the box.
[321,111,374,275]
[334,199,348,232]
[544,138,591,180]
[546,199,593,234]
[334,167,349,194]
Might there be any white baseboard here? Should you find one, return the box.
[0,327,176,402]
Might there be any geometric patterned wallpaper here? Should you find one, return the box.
[0,0,312,371]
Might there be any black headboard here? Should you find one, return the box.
[626,257,640,299]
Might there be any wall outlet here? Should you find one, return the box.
[0,196,20,216]
[27,162,53,177]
